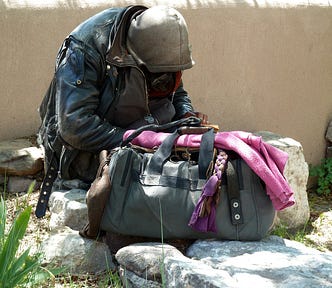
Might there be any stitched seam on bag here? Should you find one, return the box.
[121,149,133,186]
[250,167,260,238]
[236,159,244,190]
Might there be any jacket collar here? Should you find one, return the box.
[106,5,147,67]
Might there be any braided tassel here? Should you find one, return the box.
[188,150,228,233]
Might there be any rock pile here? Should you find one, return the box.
[114,237,332,287]
[0,138,43,193]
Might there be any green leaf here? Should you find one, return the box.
[6,250,41,287]
[0,197,6,249]
[6,250,34,287]
[0,206,31,285]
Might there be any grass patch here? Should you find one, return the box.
[271,222,311,244]
[44,270,123,288]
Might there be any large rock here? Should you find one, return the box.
[0,139,43,176]
[48,189,88,231]
[256,131,310,229]
[6,176,40,193]
[115,236,332,287]
[306,210,332,251]
[41,226,115,275]
[185,236,332,288]
[164,255,236,288]
[115,242,185,283]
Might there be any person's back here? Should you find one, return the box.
[36,5,205,217]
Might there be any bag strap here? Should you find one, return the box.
[147,128,215,179]
[226,159,244,225]
[35,153,58,218]
[198,129,215,179]
[146,130,179,174]
[121,116,201,147]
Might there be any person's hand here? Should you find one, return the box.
[183,111,209,125]
[183,111,220,131]
[194,112,209,125]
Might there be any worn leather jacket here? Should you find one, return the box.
[38,6,195,183]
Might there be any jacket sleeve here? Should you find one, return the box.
[56,42,125,153]
[171,81,195,119]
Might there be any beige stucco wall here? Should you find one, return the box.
[0,0,331,165]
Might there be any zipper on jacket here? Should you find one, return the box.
[109,62,153,123]
[132,64,152,121]
[171,92,175,103]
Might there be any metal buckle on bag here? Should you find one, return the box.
[227,159,244,225]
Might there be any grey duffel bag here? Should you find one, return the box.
[99,129,276,241]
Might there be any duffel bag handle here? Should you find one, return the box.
[147,128,215,179]
[121,116,201,147]
[198,128,215,179]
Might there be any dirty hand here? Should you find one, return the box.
[183,111,209,125]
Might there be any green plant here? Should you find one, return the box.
[97,252,123,287]
[309,157,332,196]
[271,221,311,245]
[101,270,123,287]
[0,183,61,288]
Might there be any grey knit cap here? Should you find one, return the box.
[126,6,194,73]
